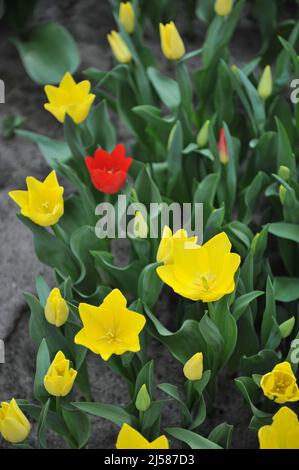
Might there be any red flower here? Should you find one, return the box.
[218,127,229,164]
[86,144,133,194]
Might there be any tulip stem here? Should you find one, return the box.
[186,380,195,409]
[52,224,65,242]
[56,397,62,416]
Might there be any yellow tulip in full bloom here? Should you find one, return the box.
[75,289,146,361]
[45,288,69,327]
[9,170,64,227]
[0,399,31,443]
[119,2,135,34]
[116,423,169,449]
[261,362,299,404]
[183,353,203,381]
[44,351,77,397]
[107,31,132,63]
[258,407,299,449]
[156,229,240,302]
[214,0,233,16]
[159,22,185,61]
[258,65,272,101]
[44,72,95,124]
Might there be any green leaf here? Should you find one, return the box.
[261,277,276,347]
[12,22,80,84]
[208,423,233,449]
[165,427,222,449]
[138,263,163,308]
[86,100,116,152]
[240,349,280,376]
[167,121,183,194]
[72,402,137,427]
[232,291,264,321]
[147,67,181,110]
[37,399,50,449]
[158,383,192,424]
[234,377,270,419]
[274,277,299,302]
[34,339,50,403]
[275,117,296,174]
[35,275,51,307]
[269,222,299,243]
[134,360,154,400]
[62,403,91,449]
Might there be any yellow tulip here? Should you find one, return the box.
[45,288,69,327]
[261,362,299,404]
[183,352,203,381]
[119,2,135,34]
[44,351,77,397]
[258,407,299,449]
[44,72,95,124]
[156,229,240,302]
[9,170,64,227]
[258,65,272,101]
[75,289,146,361]
[116,423,169,449]
[133,211,148,238]
[214,0,233,16]
[0,399,31,443]
[156,226,198,265]
[159,22,185,61]
[107,31,132,64]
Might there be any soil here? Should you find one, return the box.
[0,0,264,449]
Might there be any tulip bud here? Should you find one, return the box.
[258,65,272,101]
[279,185,287,204]
[218,127,229,164]
[45,287,69,327]
[214,0,233,16]
[159,22,185,61]
[251,232,260,254]
[231,64,239,74]
[196,120,210,148]
[133,211,148,238]
[135,384,151,412]
[183,352,203,381]
[279,317,295,338]
[119,2,135,34]
[107,31,132,64]
[44,351,77,397]
[278,165,290,182]
[0,399,31,443]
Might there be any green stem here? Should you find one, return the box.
[56,396,62,417]
[186,380,195,410]
[52,224,65,242]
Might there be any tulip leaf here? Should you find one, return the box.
[158,383,192,424]
[138,262,163,308]
[261,277,276,347]
[62,403,91,449]
[72,402,137,427]
[232,291,264,321]
[167,121,183,195]
[35,275,51,307]
[273,277,299,302]
[12,22,80,84]
[208,423,233,449]
[34,338,51,403]
[37,398,50,449]
[275,117,296,174]
[165,427,222,449]
[147,67,181,111]
[234,377,270,419]
[240,349,280,376]
[134,360,154,400]
[269,222,299,244]
[86,100,116,152]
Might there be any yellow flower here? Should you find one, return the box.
[156,230,240,302]
[0,399,31,443]
[156,226,198,265]
[133,211,148,238]
[214,0,233,16]
[116,423,169,449]
[258,407,299,449]
[183,352,203,381]
[119,2,135,34]
[45,288,69,327]
[9,170,64,227]
[44,72,95,124]
[107,31,132,63]
[261,362,299,404]
[258,65,272,101]
[44,351,77,397]
[159,22,185,61]
[74,289,146,361]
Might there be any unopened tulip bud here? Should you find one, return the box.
[183,352,203,381]
[45,288,69,327]
[159,22,185,61]
[135,384,151,412]
[196,120,210,148]
[279,317,296,339]
[133,211,148,238]
[279,185,287,204]
[44,351,77,397]
[215,0,233,16]
[0,399,31,443]
[251,232,260,254]
[107,31,132,64]
[258,65,272,101]
[119,2,135,34]
[218,127,229,164]
[278,165,290,182]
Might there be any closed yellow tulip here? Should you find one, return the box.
[183,353,204,381]
[159,22,185,61]
[119,2,135,34]
[261,362,299,404]
[259,407,299,449]
[44,72,95,124]
[9,170,64,227]
[107,31,132,63]
[0,399,31,443]
[44,351,77,397]
[45,288,69,327]
[116,423,169,449]
[214,0,233,16]
[258,65,272,101]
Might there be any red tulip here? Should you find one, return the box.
[86,144,133,194]
[218,127,229,164]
